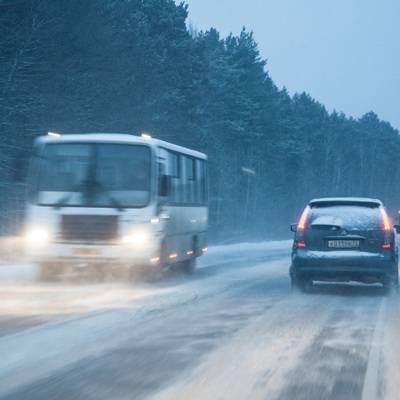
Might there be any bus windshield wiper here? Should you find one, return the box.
[53,183,83,210]
[84,179,125,212]
[53,181,125,212]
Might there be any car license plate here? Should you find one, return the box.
[328,240,360,249]
[72,247,100,256]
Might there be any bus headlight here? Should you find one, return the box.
[121,230,150,246]
[25,227,50,244]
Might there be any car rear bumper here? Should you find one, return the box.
[291,249,396,283]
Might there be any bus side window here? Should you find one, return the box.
[184,156,196,204]
[158,162,166,198]
[197,159,206,204]
[204,161,208,203]
[168,151,181,203]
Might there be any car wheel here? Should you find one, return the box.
[390,262,399,293]
[301,278,313,293]
[291,275,312,293]
[290,275,299,291]
[383,274,399,294]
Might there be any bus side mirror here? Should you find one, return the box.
[290,223,298,232]
[159,175,171,197]
[394,224,400,234]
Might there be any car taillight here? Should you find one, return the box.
[380,207,391,231]
[298,207,310,230]
[295,241,306,248]
[383,243,392,249]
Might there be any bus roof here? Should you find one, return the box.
[35,133,207,160]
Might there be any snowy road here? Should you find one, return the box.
[0,241,399,400]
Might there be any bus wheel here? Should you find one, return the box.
[159,241,168,267]
[38,262,58,282]
[181,258,196,274]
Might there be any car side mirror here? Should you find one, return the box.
[290,223,298,233]
[394,224,400,234]
[159,174,171,197]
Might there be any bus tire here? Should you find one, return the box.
[38,262,58,282]
[160,240,168,268]
[192,236,199,256]
[181,258,196,274]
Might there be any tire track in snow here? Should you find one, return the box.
[152,292,340,400]
[0,253,291,398]
[361,297,386,400]
[153,286,387,400]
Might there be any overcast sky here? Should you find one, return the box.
[184,0,400,129]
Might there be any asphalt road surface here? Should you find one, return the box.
[0,241,399,400]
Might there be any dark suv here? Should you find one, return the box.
[290,197,399,292]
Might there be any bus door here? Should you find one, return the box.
[157,148,182,258]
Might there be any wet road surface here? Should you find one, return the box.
[0,241,399,400]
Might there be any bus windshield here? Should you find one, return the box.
[35,143,151,208]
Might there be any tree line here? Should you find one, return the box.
[1,0,400,240]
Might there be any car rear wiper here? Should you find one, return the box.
[310,224,342,231]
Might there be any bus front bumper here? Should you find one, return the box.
[26,241,162,267]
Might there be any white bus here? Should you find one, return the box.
[24,133,208,279]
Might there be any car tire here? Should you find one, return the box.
[383,273,399,294]
[290,275,298,291]
[291,275,312,293]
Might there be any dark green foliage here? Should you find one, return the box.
[1,0,399,239]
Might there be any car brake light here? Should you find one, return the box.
[383,243,392,249]
[295,241,306,248]
[380,208,391,231]
[298,207,310,230]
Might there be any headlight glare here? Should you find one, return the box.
[26,227,50,244]
[122,230,150,246]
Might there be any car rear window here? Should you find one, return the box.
[309,205,382,230]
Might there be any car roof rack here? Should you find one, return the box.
[309,197,382,208]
